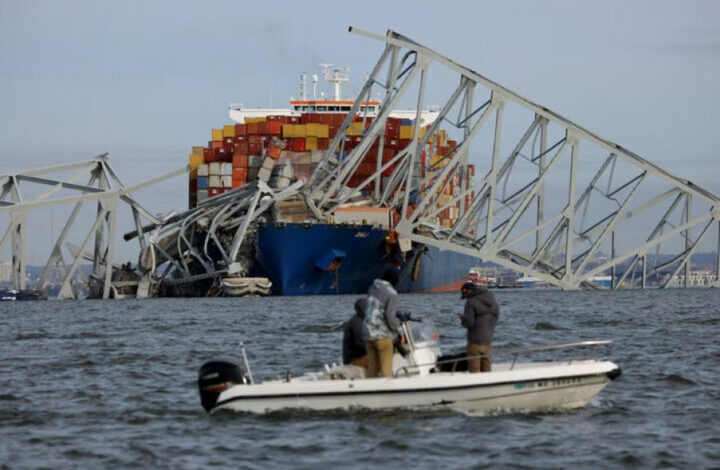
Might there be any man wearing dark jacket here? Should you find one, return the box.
[459,282,499,372]
[343,298,368,368]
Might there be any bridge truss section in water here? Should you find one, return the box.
[0,155,184,299]
[308,28,720,290]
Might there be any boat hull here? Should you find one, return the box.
[253,222,482,295]
[211,360,619,415]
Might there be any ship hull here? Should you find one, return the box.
[253,223,481,295]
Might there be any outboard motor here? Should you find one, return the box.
[198,357,252,412]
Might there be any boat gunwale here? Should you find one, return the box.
[212,367,617,409]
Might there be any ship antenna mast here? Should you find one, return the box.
[300,73,307,100]
[320,63,350,101]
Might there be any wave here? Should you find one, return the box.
[533,322,566,331]
[663,374,696,386]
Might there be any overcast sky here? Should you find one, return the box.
[1,0,719,264]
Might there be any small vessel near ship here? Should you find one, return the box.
[0,289,46,301]
[197,315,621,414]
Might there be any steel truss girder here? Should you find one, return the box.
[311,27,720,290]
[0,155,185,298]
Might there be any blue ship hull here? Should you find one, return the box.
[253,223,481,295]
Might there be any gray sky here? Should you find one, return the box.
[1,0,719,264]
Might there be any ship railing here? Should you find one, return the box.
[393,340,613,378]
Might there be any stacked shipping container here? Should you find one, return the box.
[187,114,476,229]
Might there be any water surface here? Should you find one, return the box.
[1,289,718,468]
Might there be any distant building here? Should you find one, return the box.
[670,270,718,287]
[0,261,12,283]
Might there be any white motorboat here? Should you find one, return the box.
[198,316,621,415]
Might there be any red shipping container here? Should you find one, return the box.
[233,141,248,156]
[232,168,248,180]
[232,178,247,188]
[209,188,223,197]
[210,141,223,150]
[468,164,475,177]
[289,138,305,152]
[224,137,234,146]
[247,122,259,135]
[233,154,248,168]
[385,125,400,139]
[234,124,247,136]
[267,121,282,135]
[247,142,262,155]
[317,138,329,150]
[217,147,233,162]
[288,116,300,124]
[203,148,212,161]
[248,135,264,144]
[267,115,288,123]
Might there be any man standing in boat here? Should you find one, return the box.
[459,281,499,372]
[342,298,368,369]
[364,269,401,378]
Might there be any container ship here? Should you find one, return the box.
[185,66,482,295]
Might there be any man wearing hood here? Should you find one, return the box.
[364,268,401,378]
[343,298,368,368]
[459,281,499,372]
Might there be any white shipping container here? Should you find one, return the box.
[209,162,222,175]
[197,190,209,202]
[209,175,221,188]
[221,175,233,188]
[197,164,209,177]
[220,163,233,176]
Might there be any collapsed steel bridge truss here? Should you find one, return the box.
[309,28,720,289]
[0,155,184,299]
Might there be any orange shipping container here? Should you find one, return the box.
[267,144,282,159]
[232,178,247,188]
[267,121,282,135]
[232,168,248,180]
[233,154,248,168]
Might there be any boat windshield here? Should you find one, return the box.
[409,317,440,348]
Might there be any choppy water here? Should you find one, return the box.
[1,289,719,469]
